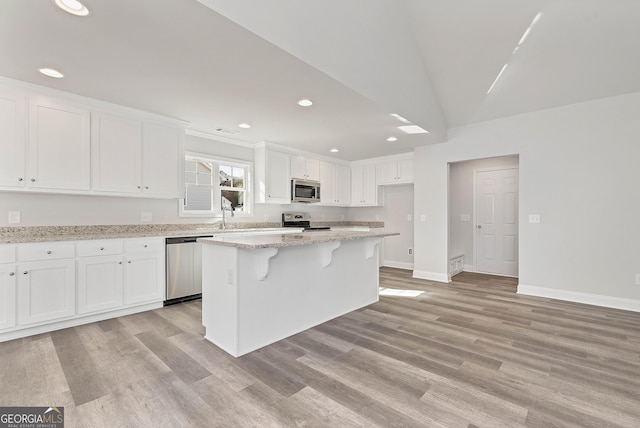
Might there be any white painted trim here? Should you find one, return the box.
[463,264,474,272]
[351,151,414,166]
[383,260,414,270]
[517,284,640,313]
[413,270,450,283]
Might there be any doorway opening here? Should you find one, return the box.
[448,155,519,278]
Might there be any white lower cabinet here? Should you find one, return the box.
[124,252,163,305]
[17,259,76,326]
[0,237,165,342]
[78,255,124,314]
[0,264,17,330]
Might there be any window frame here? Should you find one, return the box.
[179,151,253,218]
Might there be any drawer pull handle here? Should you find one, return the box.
[100,247,105,251]
[47,250,52,254]
[23,271,28,275]
[18,177,23,182]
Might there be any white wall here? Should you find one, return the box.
[414,91,640,304]
[449,155,519,270]
[347,184,414,269]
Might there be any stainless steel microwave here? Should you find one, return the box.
[291,179,321,203]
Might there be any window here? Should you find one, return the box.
[180,153,252,217]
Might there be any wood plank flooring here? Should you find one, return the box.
[1,268,639,427]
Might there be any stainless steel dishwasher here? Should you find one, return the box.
[165,236,212,305]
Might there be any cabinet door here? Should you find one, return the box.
[397,158,414,183]
[335,164,351,205]
[0,90,26,188]
[124,252,163,305]
[319,161,336,204]
[0,265,17,330]
[376,161,398,185]
[142,122,184,198]
[305,158,320,181]
[361,164,377,204]
[78,256,124,314]
[265,150,291,203]
[91,113,142,193]
[351,166,364,205]
[28,98,90,190]
[290,156,307,180]
[17,259,76,325]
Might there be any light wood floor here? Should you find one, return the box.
[1,268,639,427]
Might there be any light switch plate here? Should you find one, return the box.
[141,212,152,222]
[529,214,541,224]
[8,211,21,224]
[421,214,426,222]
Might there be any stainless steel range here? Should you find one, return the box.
[282,212,331,231]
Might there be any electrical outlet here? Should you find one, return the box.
[420,214,426,222]
[141,212,152,222]
[407,214,412,221]
[408,248,413,255]
[636,274,640,286]
[528,214,541,224]
[8,211,21,224]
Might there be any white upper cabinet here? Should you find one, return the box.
[255,145,291,204]
[376,157,414,185]
[0,88,26,188]
[291,156,320,181]
[91,113,143,193]
[28,97,91,191]
[319,161,350,206]
[351,164,379,206]
[142,122,184,198]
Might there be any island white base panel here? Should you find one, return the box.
[202,239,380,357]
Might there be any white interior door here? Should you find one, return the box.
[475,168,519,276]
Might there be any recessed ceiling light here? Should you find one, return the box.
[297,99,313,107]
[238,123,251,129]
[398,125,429,134]
[386,137,398,142]
[54,0,91,16]
[38,68,64,78]
[330,148,339,153]
[390,113,411,124]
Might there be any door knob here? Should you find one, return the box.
[476,225,482,229]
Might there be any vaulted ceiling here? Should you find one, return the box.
[1,0,639,160]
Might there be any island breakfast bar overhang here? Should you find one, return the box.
[198,231,398,357]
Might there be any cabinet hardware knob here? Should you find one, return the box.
[18,177,23,182]
[23,271,28,275]
[143,244,148,248]
[46,250,52,254]
[145,186,149,189]
[9,272,15,276]
[137,186,141,189]
[128,260,132,263]
[119,261,122,265]
[100,247,104,251]
[31,178,36,182]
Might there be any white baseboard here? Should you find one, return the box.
[413,270,450,283]
[383,261,414,270]
[517,284,640,313]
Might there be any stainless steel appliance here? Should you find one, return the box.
[165,235,212,305]
[282,212,331,231]
[291,179,321,203]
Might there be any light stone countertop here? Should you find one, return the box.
[198,230,398,249]
[0,222,385,244]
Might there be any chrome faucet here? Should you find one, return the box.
[221,205,234,229]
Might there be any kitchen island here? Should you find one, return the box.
[198,230,397,357]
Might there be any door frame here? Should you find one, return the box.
[472,165,520,276]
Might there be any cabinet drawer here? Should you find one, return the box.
[0,245,15,264]
[76,239,123,257]
[17,242,75,262]
[124,238,163,254]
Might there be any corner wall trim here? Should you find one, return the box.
[383,261,414,270]
[517,284,640,313]
[413,270,450,283]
